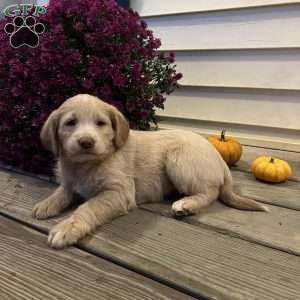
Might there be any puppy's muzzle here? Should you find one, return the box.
[78,137,95,150]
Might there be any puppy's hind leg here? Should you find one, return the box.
[165,145,220,216]
[172,189,218,217]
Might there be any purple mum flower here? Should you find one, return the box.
[0,0,182,175]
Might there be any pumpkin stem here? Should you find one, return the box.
[221,129,226,141]
[270,158,275,163]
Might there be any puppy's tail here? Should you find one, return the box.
[220,169,269,212]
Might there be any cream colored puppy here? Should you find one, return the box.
[32,94,267,248]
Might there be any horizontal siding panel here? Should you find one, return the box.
[131,0,300,16]
[174,50,300,90]
[158,87,300,130]
[158,116,300,152]
[145,5,300,50]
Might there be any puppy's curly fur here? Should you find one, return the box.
[32,94,268,248]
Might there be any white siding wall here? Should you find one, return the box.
[131,0,300,151]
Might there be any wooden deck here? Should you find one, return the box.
[0,145,300,300]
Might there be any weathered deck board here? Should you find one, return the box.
[0,215,193,300]
[232,170,300,210]
[141,201,300,255]
[1,169,300,300]
[233,145,300,181]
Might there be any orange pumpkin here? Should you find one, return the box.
[251,156,292,183]
[208,130,242,166]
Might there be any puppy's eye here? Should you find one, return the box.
[96,120,105,127]
[65,119,77,126]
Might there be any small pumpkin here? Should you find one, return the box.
[251,156,292,183]
[208,130,242,166]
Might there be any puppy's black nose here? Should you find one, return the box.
[78,137,95,149]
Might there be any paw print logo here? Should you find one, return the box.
[4,16,45,48]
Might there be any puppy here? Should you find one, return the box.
[32,94,268,248]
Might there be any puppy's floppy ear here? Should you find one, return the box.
[109,106,129,149]
[40,109,60,157]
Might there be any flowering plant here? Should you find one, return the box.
[0,0,182,174]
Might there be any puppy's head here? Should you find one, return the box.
[41,94,129,162]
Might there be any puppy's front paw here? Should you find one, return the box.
[32,199,61,220]
[48,215,90,249]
